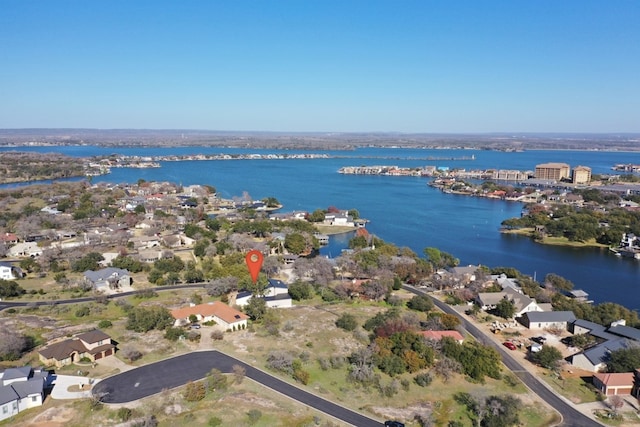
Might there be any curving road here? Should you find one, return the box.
[403,285,602,427]
[93,350,382,427]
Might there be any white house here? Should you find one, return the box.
[83,268,131,291]
[0,262,23,280]
[7,242,42,258]
[235,279,293,309]
[0,366,49,422]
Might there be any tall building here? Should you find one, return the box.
[572,166,592,184]
[535,163,570,181]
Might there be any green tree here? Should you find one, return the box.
[335,313,358,331]
[407,295,434,312]
[494,298,516,319]
[72,252,105,272]
[423,247,459,269]
[606,346,640,373]
[287,281,313,300]
[531,345,563,370]
[308,209,326,222]
[126,306,174,332]
[0,280,26,298]
[244,297,267,321]
[284,233,307,255]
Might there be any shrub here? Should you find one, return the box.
[414,372,433,387]
[75,305,90,317]
[247,409,262,425]
[120,346,143,362]
[183,381,206,402]
[208,417,223,427]
[165,327,184,342]
[210,330,224,340]
[117,407,133,422]
[97,320,113,329]
[335,313,358,331]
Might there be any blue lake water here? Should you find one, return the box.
[3,146,640,309]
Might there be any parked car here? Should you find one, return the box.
[190,324,201,329]
[503,341,517,350]
[531,336,546,344]
[384,421,405,427]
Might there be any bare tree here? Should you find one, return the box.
[232,364,246,384]
[609,395,624,416]
[0,331,28,361]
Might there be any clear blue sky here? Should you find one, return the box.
[1,1,638,133]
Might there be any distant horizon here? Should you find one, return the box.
[1,128,640,137]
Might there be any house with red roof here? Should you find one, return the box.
[593,372,635,396]
[171,301,249,331]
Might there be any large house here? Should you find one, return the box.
[476,287,545,318]
[0,366,50,421]
[521,311,576,330]
[235,279,293,309]
[0,262,23,280]
[568,319,640,372]
[171,301,249,330]
[83,268,131,291]
[38,330,116,368]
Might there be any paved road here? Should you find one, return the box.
[0,283,207,312]
[403,285,602,427]
[93,350,382,427]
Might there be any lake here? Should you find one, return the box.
[3,145,640,309]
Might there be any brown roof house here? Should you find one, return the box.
[171,302,249,331]
[38,330,116,368]
[593,372,635,396]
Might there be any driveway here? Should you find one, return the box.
[51,374,101,400]
[93,350,382,427]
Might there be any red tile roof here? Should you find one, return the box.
[171,301,249,324]
[594,372,635,387]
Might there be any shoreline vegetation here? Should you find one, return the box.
[500,227,609,249]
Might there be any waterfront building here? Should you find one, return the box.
[491,169,529,181]
[572,165,592,184]
[534,163,570,181]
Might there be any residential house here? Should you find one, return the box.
[323,212,354,227]
[569,339,635,372]
[171,302,249,330]
[419,330,465,344]
[449,265,480,286]
[0,366,50,421]
[521,311,576,330]
[491,274,521,292]
[38,330,116,368]
[235,279,293,309]
[0,233,18,246]
[0,262,23,280]
[593,372,635,396]
[83,268,131,291]
[476,287,544,318]
[7,242,42,258]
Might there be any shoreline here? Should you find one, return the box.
[500,228,609,249]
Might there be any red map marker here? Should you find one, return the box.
[245,250,264,284]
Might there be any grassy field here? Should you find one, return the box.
[1,289,559,426]
[500,228,608,248]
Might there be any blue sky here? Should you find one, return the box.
[1,1,638,133]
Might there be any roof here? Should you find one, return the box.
[525,311,576,323]
[594,372,635,387]
[572,319,619,340]
[581,338,635,366]
[267,278,288,289]
[1,366,31,383]
[476,292,505,306]
[38,339,87,361]
[608,325,640,341]
[171,301,249,324]
[0,385,18,405]
[11,378,44,398]
[83,267,129,282]
[419,330,464,341]
[76,329,111,345]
